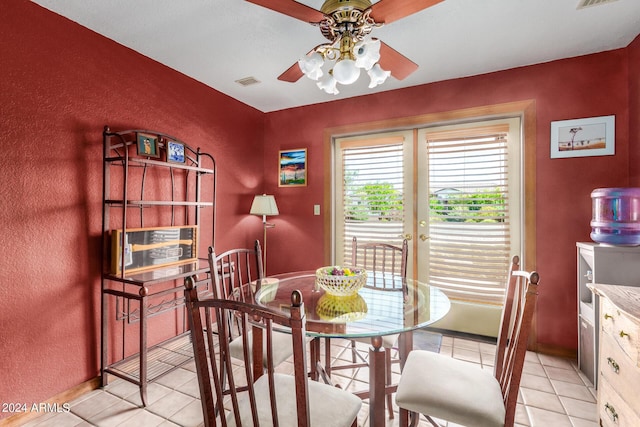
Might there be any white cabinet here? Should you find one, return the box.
[577,242,640,387]
[589,284,640,426]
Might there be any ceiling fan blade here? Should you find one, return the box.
[245,0,324,23]
[378,41,418,80]
[370,0,444,24]
[278,61,304,82]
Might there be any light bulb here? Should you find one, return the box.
[332,59,361,85]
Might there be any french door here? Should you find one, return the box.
[334,117,522,334]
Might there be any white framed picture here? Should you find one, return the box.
[550,115,615,159]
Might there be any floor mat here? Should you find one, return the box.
[412,329,442,353]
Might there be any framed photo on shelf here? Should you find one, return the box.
[550,115,615,159]
[166,140,186,164]
[279,148,307,187]
[136,132,160,158]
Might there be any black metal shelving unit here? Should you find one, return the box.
[101,126,215,406]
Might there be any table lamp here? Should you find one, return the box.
[250,194,279,275]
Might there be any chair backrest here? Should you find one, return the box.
[208,240,264,303]
[493,255,540,426]
[185,281,311,427]
[351,236,409,284]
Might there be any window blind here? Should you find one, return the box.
[339,138,405,264]
[426,126,512,304]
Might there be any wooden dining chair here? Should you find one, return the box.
[207,241,293,377]
[395,255,540,427]
[326,236,408,419]
[185,282,363,427]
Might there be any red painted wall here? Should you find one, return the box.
[0,0,265,416]
[262,48,635,351]
[1,0,639,415]
[629,36,640,186]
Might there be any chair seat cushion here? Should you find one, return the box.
[395,350,505,427]
[228,373,362,427]
[229,329,293,368]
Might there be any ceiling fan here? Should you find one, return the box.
[246,0,444,94]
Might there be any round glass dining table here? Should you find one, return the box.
[254,270,451,426]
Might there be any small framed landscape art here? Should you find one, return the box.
[166,140,186,164]
[136,132,160,158]
[279,148,307,187]
[550,115,615,159]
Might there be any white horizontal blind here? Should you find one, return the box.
[426,125,512,304]
[338,137,405,265]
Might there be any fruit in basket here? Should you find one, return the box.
[328,266,357,276]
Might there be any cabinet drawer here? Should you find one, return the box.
[599,333,640,415]
[601,297,640,363]
[599,378,640,427]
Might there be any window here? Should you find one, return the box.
[423,122,520,304]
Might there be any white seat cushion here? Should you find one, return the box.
[229,329,293,368]
[228,373,362,427]
[395,350,505,427]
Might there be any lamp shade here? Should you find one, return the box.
[367,63,391,88]
[299,52,324,81]
[317,74,339,94]
[354,39,381,71]
[250,194,279,216]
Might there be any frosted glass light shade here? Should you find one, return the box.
[332,59,361,85]
[298,52,324,81]
[367,63,391,88]
[250,194,279,216]
[317,74,339,94]
[354,39,381,70]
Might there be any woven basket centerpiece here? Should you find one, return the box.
[315,266,367,296]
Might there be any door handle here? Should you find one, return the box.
[399,234,413,241]
[419,234,429,241]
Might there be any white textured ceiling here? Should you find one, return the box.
[31,0,640,113]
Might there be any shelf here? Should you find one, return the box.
[104,259,210,286]
[105,334,195,384]
[105,155,214,174]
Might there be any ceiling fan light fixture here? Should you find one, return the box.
[354,39,381,70]
[251,0,433,93]
[367,63,390,88]
[298,52,325,81]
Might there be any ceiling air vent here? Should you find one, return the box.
[235,77,261,87]
[577,0,618,9]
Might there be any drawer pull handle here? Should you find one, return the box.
[619,330,630,338]
[607,357,620,373]
[604,313,613,320]
[604,403,618,422]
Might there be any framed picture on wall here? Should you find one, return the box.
[166,140,186,163]
[550,115,615,158]
[136,132,160,158]
[279,148,307,187]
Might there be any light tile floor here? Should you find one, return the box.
[20,335,598,427]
